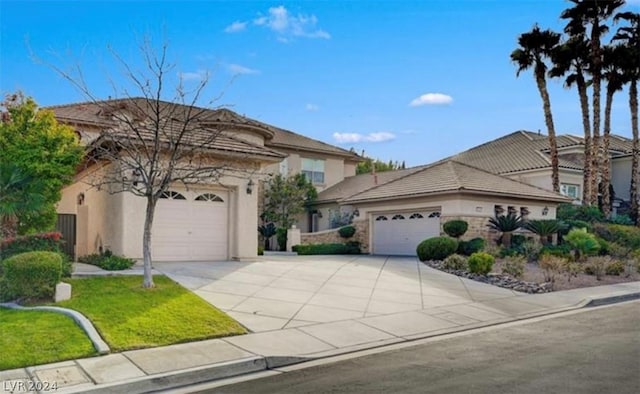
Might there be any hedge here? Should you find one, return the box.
[2,251,62,301]
[0,232,63,260]
[293,243,361,255]
[416,237,458,261]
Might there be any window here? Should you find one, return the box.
[428,211,441,218]
[409,213,424,219]
[302,158,325,184]
[375,215,388,221]
[195,193,224,202]
[159,191,186,200]
[392,214,405,220]
[561,183,580,199]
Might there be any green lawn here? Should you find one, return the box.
[55,275,246,351]
[0,308,96,371]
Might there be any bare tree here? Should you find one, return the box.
[43,40,267,287]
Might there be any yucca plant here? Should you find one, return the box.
[525,219,560,245]
[487,213,524,248]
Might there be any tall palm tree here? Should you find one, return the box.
[511,25,562,193]
[600,44,627,217]
[613,11,640,225]
[561,0,625,206]
[550,35,592,202]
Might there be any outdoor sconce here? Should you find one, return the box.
[246,179,254,195]
[542,206,549,216]
[353,209,360,217]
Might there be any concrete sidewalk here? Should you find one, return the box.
[2,257,639,394]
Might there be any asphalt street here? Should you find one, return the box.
[199,301,640,394]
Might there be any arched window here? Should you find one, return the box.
[409,213,424,219]
[375,216,388,221]
[428,211,441,218]
[392,214,405,220]
[159,191,186,200]
[195,193,224,202]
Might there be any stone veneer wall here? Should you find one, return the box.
[300,219,370,253]
[440,215,499,242]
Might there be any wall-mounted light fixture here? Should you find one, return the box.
[542,206,549,216]
[246,179,254,195]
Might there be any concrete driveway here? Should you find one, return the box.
[153,255,543,333]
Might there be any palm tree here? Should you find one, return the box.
[0,163,44,239]
[550,35,592,202]
[561,0,625,206]
[511,25,562,192]
[613,11,640,225]
[487,213,524,248]
[525,219,560,245]
[600,44,627,217]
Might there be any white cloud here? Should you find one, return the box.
[226,64,260,75]
[409,93,453,106]
[224,21,247,33]
[305,103,319,111]
[253,6,330,41]
[178,70,207,81]
[333,132,396,144]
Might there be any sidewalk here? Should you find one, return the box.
[1,279,638,394]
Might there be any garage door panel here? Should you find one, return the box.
[152,190,228,261]
[373,211,440,256]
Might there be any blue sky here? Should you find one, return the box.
[1,1,639,167]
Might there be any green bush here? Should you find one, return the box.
[338,225,356,238]
[443,220,468,238]
[257,246,264,256]
[605,261,625,276]
[592,223,640,250]
[559,219,592,235]
[2,251,62,301]
[609,214,634,225]
[442,254,468,271]
[292,243,360,255]
[467,252,495,275]
[564,228,600,261]
[457,237,485,256]
[78,252,134,271]
[540,244,572,259]
[416,237,458,261]
[0,232,64,260]
[502,255,526,279]
[595,237,610,256]
[557,203,605,222]
[276,228,288,252]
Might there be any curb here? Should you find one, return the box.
[0,303,110,354]
[584,291,640,307]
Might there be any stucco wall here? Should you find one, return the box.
[507,169,583,201]
[263,149,349,191]
[300,219,370,253]
[611,156,632,201]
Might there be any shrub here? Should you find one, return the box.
[525,219,560,245]
[482,243,502,258]
[595,237,610,256]
[499,247,521,258]
[501,255,525,279]
[607,242,631,259]
[416,237,458,261]
[2,251,62,301]
[592,223,640,250]
[564,228,600,261]
[605,261,625,276]
[559,220,592,236]
[338,225,356,239]
[487,214,523,248]
[540,244,572,259]
[467,252,494,275]
[78,252,134,271]
[584,256,610,280]
[457,237,485,256]
[517,240,543,262]
[292,243,360,255]
[538,254,567,287]
[443,220,468,238]
[276,228,288,251]
[257,246,264,256]
[557,203,604,222]
[609,214,634,225]
[0,232,63,260]
[442,254,468,271]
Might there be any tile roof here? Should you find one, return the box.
[343,160,570,204]
[48,98,361,161]
[451,130,633,174]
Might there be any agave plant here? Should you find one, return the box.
[487,213,524,248]
[525,219,560,245]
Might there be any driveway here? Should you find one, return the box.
[153,255,548,333]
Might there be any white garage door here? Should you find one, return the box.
[152,190,228,261]
[373,211,440,256]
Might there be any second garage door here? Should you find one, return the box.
[152,190,229,261]
[372,211,440,256]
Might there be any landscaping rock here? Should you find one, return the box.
[423,260,552,294]
[55,282,72,302]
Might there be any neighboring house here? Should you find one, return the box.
[451,130,634,205]
[51,99,291,261]
[311,160,570,255]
